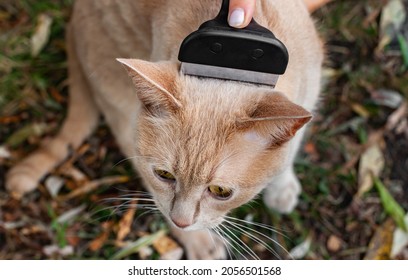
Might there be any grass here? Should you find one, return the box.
[0,0,407,260]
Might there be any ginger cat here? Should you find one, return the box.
[6,0,323,259]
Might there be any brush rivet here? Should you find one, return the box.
[210,42,223,53]
[251,48,264,59]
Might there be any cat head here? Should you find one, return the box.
[117,59,311,231]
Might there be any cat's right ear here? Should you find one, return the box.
[238,92,312,147]
[117,59,182,114]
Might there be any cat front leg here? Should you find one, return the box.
[262,168,301,214]
[170,225,227,260]
[6,26,100,198]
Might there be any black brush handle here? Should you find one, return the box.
[178,0,289,74]
[206,0,272,36]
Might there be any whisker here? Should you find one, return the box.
[114,190,152,195]
[225,220,293,260]
[100,197,155,203]
[219,224,258,260]
[225,220,281,260]
[112,155,158,168]
[225,216,289,237]
[212,226,235,260]
[88,201,158,224]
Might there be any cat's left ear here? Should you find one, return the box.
[238,92,312,147]
[117,58,182,113]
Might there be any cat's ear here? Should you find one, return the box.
[238,93,312,147]
[117,58,182,114]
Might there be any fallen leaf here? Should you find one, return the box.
[357,144,385,197]
[386,101,408,132]
[139,246,154,260]
[351,103,370,118]
[49,87,66,104]
[327,235,342,252]
[59,176,129,200]
[21,224,47,235]
[6,123,48,148]
[391,214,408,258]
[374,177,407,232]
[379,0,406,50]
[43,244,74,257]
[153,235,180,256]
[160,247,184,260]
[303,141,319,159]
[289,234,312,259]
[88,221,114,251]
[31,14,53,57]
[370,89,403,109]
[364,218,395,260]
[60,166,88,182]
[111,229,167,260]
[57,204,86,224]
[0,146,11,159]
[89,231,110,252]
[45,176,65,198]
[116,202,137,242]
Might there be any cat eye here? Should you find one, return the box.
[154,169,176,182]
[208,185,233,200]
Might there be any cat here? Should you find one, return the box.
[6,0,323,259]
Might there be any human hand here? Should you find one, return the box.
[228,0,256,28]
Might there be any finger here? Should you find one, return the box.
[228,0,256,28]
[304,0,332,13]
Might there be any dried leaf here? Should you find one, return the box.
[60,166,88,182]
[371,89,403,109]
[153,235,180,256]
[379,0,406,50]
[374,177,408,232]
[357,144,385,197]
[89,231,109,252]
[89,221,114,251]
[391,214,408,258]
[327,235,342,252]
[43,245,74,257]
[0,145,11,159]
[364,218,395,260]
[59,176,129,200]
[138,246,154,260]
[45,176,64,198]
[6,123,48,148]
[111,229,167,260]
[351,103,370,118]
[56,204,86,224]
[116,203,137,242]
[289,234,312,259]
[386,101,408,131]
[31,14,53,57]
[0,115,24,125]
[160,247,183,260]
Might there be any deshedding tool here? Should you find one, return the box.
[178,0,289,87]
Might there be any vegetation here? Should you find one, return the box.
[1,0,407,259]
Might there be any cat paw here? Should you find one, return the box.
[175,229,227,260]
[6,166,40,199]
[263,172,301,214]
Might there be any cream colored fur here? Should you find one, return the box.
[6,0,323,259]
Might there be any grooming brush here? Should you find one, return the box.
[178,0,289,87]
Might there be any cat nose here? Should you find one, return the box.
[170,215,192,229]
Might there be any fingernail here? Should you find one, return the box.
[228,8,245,27]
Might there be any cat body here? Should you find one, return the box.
[6,0,323,259]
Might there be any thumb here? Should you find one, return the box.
[228,0,256,28]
